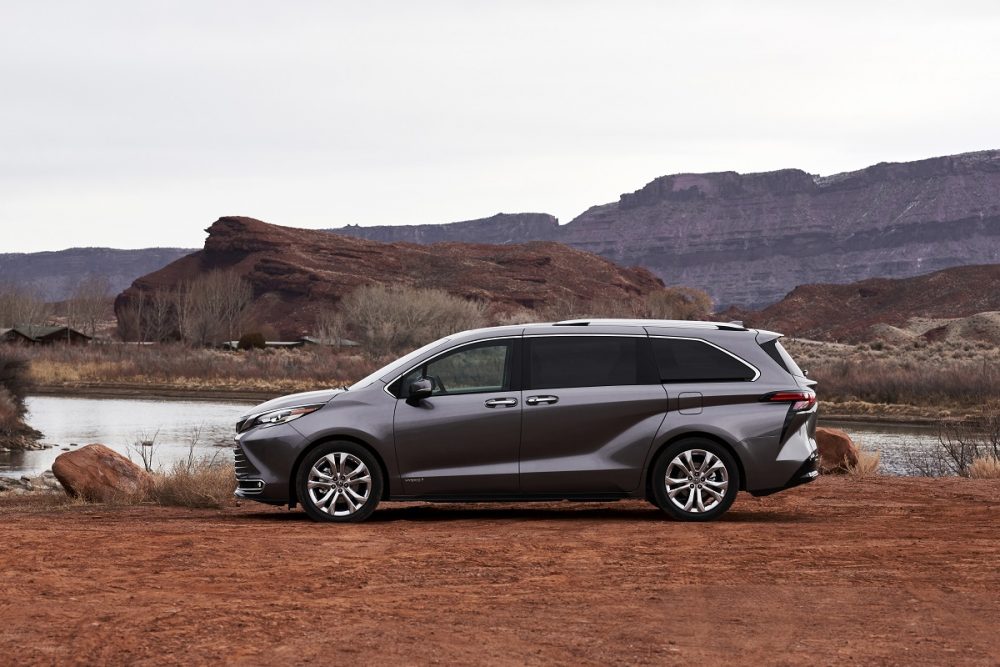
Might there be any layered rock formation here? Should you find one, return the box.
[116,217,665,338]
[332,150,1000,308]
[745,264,1000,342]
[333,213,559,245]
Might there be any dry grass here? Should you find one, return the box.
[846,450,882,478]
[784,338,1000,410]
[968,456,1000,479]
[150,460,235,508]
[23,343,376,394]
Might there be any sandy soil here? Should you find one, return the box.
[2,477,999,666]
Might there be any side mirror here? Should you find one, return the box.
[407,377,434,401]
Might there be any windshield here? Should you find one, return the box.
[348,337,452,391]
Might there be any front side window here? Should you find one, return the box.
[527,336,645,389]
[397,341,512,397]
[652,338,756,382]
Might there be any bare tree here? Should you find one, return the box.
[644,287,713,320]
[0,284,52,330]
[339,284,487,359]
[314,307,346,345]
[176,271,253,346]
[66,275,111,338]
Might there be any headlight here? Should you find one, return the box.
[239,404,324,433]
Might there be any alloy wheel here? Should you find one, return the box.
[664,448,730,514]
[307,452,372,517]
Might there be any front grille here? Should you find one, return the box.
[234,444,252,475]
[233,443,264,495]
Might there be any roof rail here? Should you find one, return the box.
[553,318,746,331]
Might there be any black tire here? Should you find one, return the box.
[650,438,740,521]
[296,441,383,523]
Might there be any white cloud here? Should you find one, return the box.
[1,0,999,251]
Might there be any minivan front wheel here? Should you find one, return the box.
[297,441,383,523]
[651,439,740,521]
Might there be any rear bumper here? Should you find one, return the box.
[748,451,820,497]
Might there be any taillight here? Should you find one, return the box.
[761,390,816,411]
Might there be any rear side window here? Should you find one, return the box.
[528,336,646,389]
[651,338,756,383]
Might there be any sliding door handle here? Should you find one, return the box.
[484,397,518,408]
[525,395,559,406]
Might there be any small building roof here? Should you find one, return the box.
[2,325,92,342]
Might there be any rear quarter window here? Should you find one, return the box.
[759,339,804,377]
[651,338,756,382]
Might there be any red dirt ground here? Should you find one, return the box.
[1,477,999,665]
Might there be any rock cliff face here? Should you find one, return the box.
[332,213,559,245]
[744,264,1000,342]
[332,150,1000,308]
[117,217,665,338]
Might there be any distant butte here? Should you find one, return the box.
[115,216,666,338]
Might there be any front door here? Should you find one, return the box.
[393,339,521,496]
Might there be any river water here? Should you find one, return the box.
[1,396,942,478]
[1,395,253,477]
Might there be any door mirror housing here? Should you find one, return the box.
[407,377,434,402]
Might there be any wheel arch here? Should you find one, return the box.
[288,434,391,508]
[644,431,748,499]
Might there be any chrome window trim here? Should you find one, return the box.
[522,332,648,337]
[383,335,521,398]
[648,335,761,382]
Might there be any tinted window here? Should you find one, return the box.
[652,338,755,382]
[528,336,642,389]
[399,342,511,396]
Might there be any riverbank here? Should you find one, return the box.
[2,476,998,665]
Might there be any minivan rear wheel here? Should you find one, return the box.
[297,441,383,523]
[651,438,740,521]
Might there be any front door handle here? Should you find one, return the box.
[525,395,559,406]
[484,397,518,408]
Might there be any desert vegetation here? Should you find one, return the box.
[318,284,490,359]
[897,403,1000,478]
[116,269,253,345]
[24,343,372,394]
[784,338,999,414]
[0,349,41,449]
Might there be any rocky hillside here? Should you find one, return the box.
[0,248,194,302]
[332,212,559,245]
[743,264,1000,342]
[332,150,1000,308]
[116,217,665,338]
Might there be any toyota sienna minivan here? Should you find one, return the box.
[234,319,819,522]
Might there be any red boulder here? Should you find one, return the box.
[815,427,860,473]
[52,444,153,501]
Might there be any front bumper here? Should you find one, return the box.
[233,422,309,505]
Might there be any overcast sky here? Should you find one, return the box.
[2,1,999,253]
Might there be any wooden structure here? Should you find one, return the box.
[0,325,92,345]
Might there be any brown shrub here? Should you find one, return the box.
[24,343,375,394]
[151,459,235,509]
[846,450,882,478]
[968,456,1000,479]
[807,358,1000,408]
[339,285,488,359]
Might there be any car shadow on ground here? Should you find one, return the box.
[238,503,813,524]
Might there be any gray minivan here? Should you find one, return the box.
[234,319,818,522]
